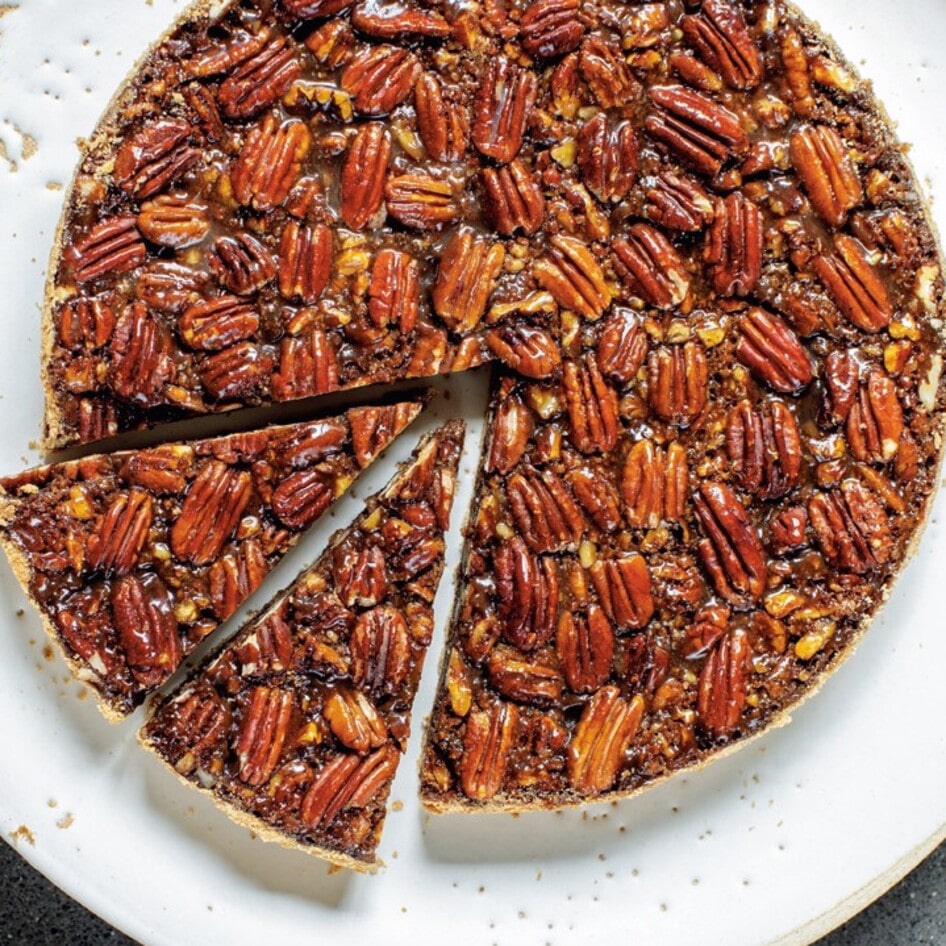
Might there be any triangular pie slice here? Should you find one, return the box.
[140,420,464,871]
[0,399,425,719]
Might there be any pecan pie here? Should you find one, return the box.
[16,0,946,831]
[141,421,464,870]
[0,400,423,718]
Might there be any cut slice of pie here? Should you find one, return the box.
[0,399,424,719]
[420,351,942,813]
[140,420,464,871]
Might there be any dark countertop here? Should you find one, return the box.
[2,836,944,945]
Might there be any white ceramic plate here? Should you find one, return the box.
[2,3,945,944]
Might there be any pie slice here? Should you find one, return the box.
[0,399,425,719]
[420,347,942,811]
[140,420,464,871]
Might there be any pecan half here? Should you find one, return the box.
[487,647,564,707]
[486,387,534,474]
[596,308,648,384]
[334,542,388,608]
[324,685,388,754]
[137,194,210,249]
[87,490,153,576]
[133,261,204,313]
[282,419,348,469]
[485,323,561,379]
[459,701,519,801]
[77,399,118,446]
[350,605,411,695]
[520,0,584,57]
[846,368,904,464]
[278,221,332,303]
[122,446,190,495]
[567,467,623,533]
[694,482,768,608]
[350,1,449,38]
[114,119,199,199]
[647,341,708,427]
[613,224,690,310]
[57,297,115,351]
[385,173,458,230]
[218,34,301,120]
[272,330,338,401]
[726,399,802,499]
[183,82,225,141]
[108,303,172,405]
[736,308,813,395]
[790,125,863,227]
[340,123,391,231]
[209,233,276,295]
[236,686,293,786]
[809,479,893,574]
[368,248,420,334]
[271,468,333,530]
[567,686,644,795]
[156,685,231,774]
[579,34,638,108]
[180,296,259,351]
[171,460,252,565]
[340,45,420,115]
[682,0,763,90]
[188,29,273,78]
[349,402,418,468]
[209,540,267,620]
[199,342,270,401]
[431,228,505,333]
[534,234,611,320]
[697,628,751,737]
[245,610,295,673]
[557,605,614,693]
[66,216,146,285]
[495,537,559,651]
[507,468,586,554]
[482,159,545,236]
[644,171,715,232]
[472,56,537,164]
[577,113,638,204]
[232,114,310,211]
[646,84,749,176]
[589,554,654,631]
[705,192,763,297]
[563,356,620,454]
[414,73,469,162]
[301,745,399,828]
[812,234,892,333]
[621,440,688,528]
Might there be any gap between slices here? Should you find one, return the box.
[140,420,465,871]
[0,399,426,719]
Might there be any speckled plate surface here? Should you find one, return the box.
[1,2,946,944]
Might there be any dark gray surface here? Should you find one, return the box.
[1,836,944,945]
